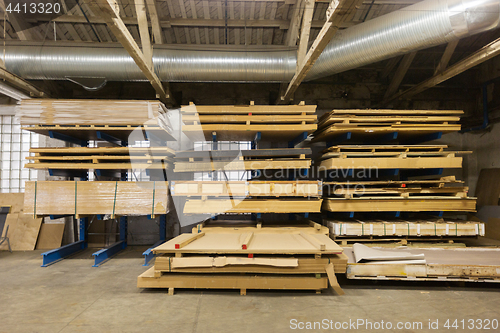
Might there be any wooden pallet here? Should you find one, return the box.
[319,145,467,170]
[327,219,485,237]
[184,198,323,214]
[25,147,174,170]
[171,180,322,197]
[17,99,168,126]
[322,197,476,212]
[344,247,500,282]
[23,181,169,217]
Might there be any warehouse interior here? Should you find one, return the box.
[1,0,500,332]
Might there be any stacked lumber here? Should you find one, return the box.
[17,99,167,125]
[174,148,311,172]
[314,109,462,141]
[23,181,169,217]
[25,147,174,170]
[138,222,347,295]
[344,247,500,282]
[183,198,323,214]
[327,218,485,238]
[171,180,322,197]
[17,99,174,141]
[319,145,469,170]
[181,102,317,141]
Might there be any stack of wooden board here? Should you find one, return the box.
[18,99,174,141]
[344,246,500,282]
[314,109,462,142]
[181,102,317,141]
[138,222,347,295]
[25,147,174,170]
[319,145,469,170]
[23,181,169,217]
[174,148,311,172]
[327,218,485,239]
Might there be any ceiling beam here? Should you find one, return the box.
[383,37,500,105]
[297,0,315,66]
[383,51,416,100]
[0,66,46,98]
[145,0,163,44]
[87,0,169,104]
[434,40,459,75]
[279,0,362,103]
[285,0,304,46]
[135,0,153,66]
[28,14,357,29]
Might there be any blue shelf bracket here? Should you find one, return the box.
[159,215,167,241]
[251,132,261,149]
[288,131,308,148]
[368,132,398,145]
[327,132,352,147]
[49,130,87,147]
[96,131,127,146]
[142,240,166,266]
[92,240,127,267]
[41,240,87,267]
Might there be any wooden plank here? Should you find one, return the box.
[0,66,46,98]
[135,0,153,67]
[300,231,326,250]
[182,124,316,141]
[241,232,254,249]
[319,156,463,169]
[175,232,205,249]
[297,0,315,66]
[183,114,317,124]
[29,146,175,155]
[35,223,65,250]
[153,231,342,254]
[87,0,169,103]
[138,268,329,290]
[383,36,500,104]
[193,222,330,235]
[171,180,321,197]
[23,181,170,216]
[184,198,322,214]
[0,193,25,213]
[326,263,345,295]
[285,0,303,46]
[0,213,43,251]
[181,104,317,114]
[145,0,163,44]
[322,197,477,212]
[174,159,311,172]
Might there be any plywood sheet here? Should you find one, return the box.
[181,104,317,114]
[0,213,43,251]
[35,223,65,250]
[0,193,25,213]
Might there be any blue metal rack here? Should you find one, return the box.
[142,215,167,266]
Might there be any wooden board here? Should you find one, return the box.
[322,197,476,212]
[35,223,65,250]
[175,148,311,159]
[183,198,322,214]
[324,176,462,187]
[326,185,468,198]
[183,114,317,124]
[171,181,321,197]
[475,168,500,207]
[24,181,169,216]
[153,231,343,255]
[137,267,328,291]
[313,127,460,142]
[0,213,43,251]
[327,219,485,237]
[181,104,317,114]
[192,220,329,235]
[174,159,311,172]
[17,99,166,125]
[319,156,463,169]
[29,146,175,156]
[154,255,348,274]
[25,163,173,170]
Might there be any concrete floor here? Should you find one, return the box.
[1,247,499,333]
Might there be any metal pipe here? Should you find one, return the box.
[4,0,500,83]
